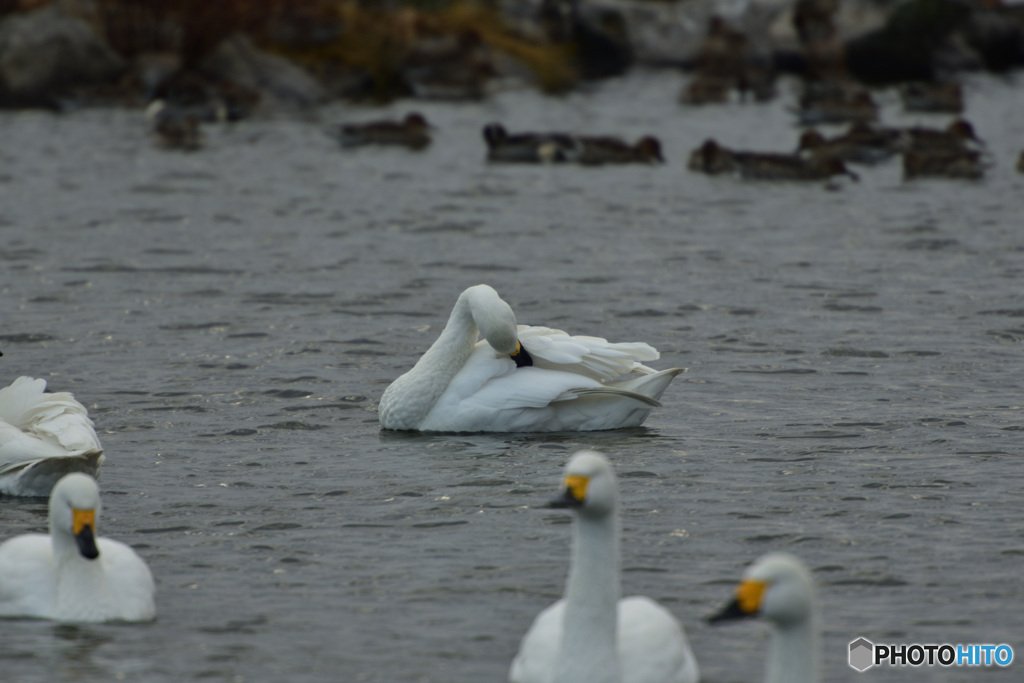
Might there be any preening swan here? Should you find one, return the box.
[378,285,684,432]
[0,376,104,497]
[709,552,818,683]
[0,472,156,622]
[509,451,700,683]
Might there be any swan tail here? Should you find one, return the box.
[558,386,662,407]
[612,367,686,402]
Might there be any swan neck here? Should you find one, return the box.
[425,294,479,363]
[379,295,480,429]
[50,521,79,563]
[557,512,621,683]
[408,294,480,385]
[766,612,819,683]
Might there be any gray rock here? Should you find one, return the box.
[0,4,125,106]
[501,0,788,67]
[200,33,325,109]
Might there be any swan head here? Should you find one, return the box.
[460,285,522,357]
[549,450,617,519]
[709,552,814,629]
[49,473,102,561]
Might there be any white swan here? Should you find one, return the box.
[0,376,104,497]
[378,285,684,432]
[709,552,818,683]
[509,451,700,683]
[0,472,155,622]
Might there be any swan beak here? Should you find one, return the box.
[72,508,100,560]
[549,474,589,508]
[510,341,533,368]
[708,579,766,624]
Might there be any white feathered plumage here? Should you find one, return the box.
[509,451,700,683]
[0,376,104,497]
[0,472,155,622]
[378,285,684,432]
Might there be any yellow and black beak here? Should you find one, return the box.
[549,474,589,509]
[72,508,100,560]
[708,578,766,624]
[510,340,533,368]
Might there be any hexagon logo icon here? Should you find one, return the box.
[849,637,875,672]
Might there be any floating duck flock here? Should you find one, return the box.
[147,77,1018,187]
[140,13,1018,191]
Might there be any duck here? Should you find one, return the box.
[509,451,699,683]
[482,123,579,163]
[902,148,986,180]
[687,138,739,175]
[0,377,104,498]
[793,89,877,126]
[796,122,903,165]
[679,73,732,105]
[338,112,432,150]
[732,151,858,181]
[687,139,856,181]
[709,552,818,683]
[903,118,982,153]
[575,136,664,165]
[378,285,684,432]
[145,99,203,151]
[0,473,156,622]
[900,81,963,114]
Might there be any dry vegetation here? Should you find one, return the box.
[7,0,580,99]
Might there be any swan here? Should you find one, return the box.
[0,472,156,622]
[708,552,818,683]
[509,451,700,683]
[0,376,104,497]
[378,285,684,432]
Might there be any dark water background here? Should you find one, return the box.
[1,70,1023,682]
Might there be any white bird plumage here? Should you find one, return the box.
[509,451,700,683]
[378,285,684,432]
[0,376,104,497]
[0,472,156,622]
[709,552,819,683]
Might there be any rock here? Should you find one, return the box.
[844,0,975,84]
[964,8,1024,72]
[532,0,633,78]
[0,4,125,107]
[200,33,325,109]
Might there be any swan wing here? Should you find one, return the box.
[0,376,48,424]
[509,599,564,683]
[0,377,104,496]
[0,377,102,455]
[0,534,56,618]
[562,387,661,407]
[518,326,660,380]
[509,597,699,683]
[420,344,683,432]
[619,596,700,683]
[98,538,157,621]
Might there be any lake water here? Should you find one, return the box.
[1,69,1022,682]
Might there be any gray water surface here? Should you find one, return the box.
[1,70,1023,682]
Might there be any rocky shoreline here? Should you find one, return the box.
[1,0,1021,114]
